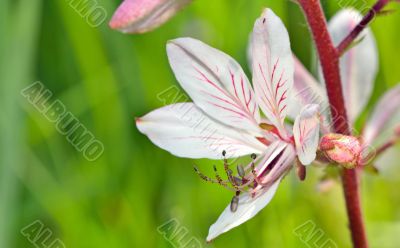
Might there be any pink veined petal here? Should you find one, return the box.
[362,84,400,147]
[328,8,378,125]
[136,103,267,159]
[250,140,287,175]
[167,38,264,136]
[251,8,294,139]
[206,179,281,242]
[207,143,296,241]
[288,57,328,120]
[109,0,192,33]
[293,104,320,165]
[257,142,296,186]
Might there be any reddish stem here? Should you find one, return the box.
[374,137,398,158]
[298,1,368,247]
[297,0,350,135]
[337,0,391,55]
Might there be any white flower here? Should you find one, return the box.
[291,9,400,168]
[136,8,321,241]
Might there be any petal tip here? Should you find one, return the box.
[299,153,316,166]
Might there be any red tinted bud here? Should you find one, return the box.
[319,133,361,169]
[110,0,192,33]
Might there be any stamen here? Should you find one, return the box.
[194,165,238,192]
[193,166,213,182]
[237,164,245,178]
[223,151,239,189]
[230,191,240,212]
[250,154,262,185]
[193,152,264,196]
[213,165,226,186]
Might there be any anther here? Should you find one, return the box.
[230,192,240,212]
[251,161,257,177]
[233,176,243,185]
[251,153,257,160]
[237,164,245,178]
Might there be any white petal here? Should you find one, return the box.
[251,8,294,138]
[252,140,287,175]
[293,104,320,165]
[258,141,296,186]
[167,38,262,135]
[288,57,329,120]
[136,103,266,159]
[206,179,281,242]
[362,84,400,147]
[207,143,296,241]
[328,8,378,124]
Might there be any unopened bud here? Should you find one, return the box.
[319,133,361,169]
[109,0,193,34]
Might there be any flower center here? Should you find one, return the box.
[193,151,262,212]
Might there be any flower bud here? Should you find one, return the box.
[319,133,361,169]
[109,0,192,34]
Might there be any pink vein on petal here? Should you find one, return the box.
[206,101,247,118]
[200,90,243,111]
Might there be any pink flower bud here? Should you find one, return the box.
[109,0,192,34]
[319,133,362,169]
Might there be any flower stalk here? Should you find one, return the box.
[298,0,367,247]
[337,0,391,55]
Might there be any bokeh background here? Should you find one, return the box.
[1,0,400,247]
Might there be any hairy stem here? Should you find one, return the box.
[297,0,350,134]
[337,0,391,55]
[298,1,368,247]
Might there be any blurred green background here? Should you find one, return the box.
[1,0,400,247]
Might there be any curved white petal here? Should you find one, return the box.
[251,8,294,138]
[166,38,262,135]
[258,143,296,185]
[206,179,281,242]
[136,103,266,159]
[328,8,378,124]
[207,142,296,241]
[293,104,320,165]
[251,140,287,175]
[362,84,400,147]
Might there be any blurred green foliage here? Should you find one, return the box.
[1,0,400,247]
